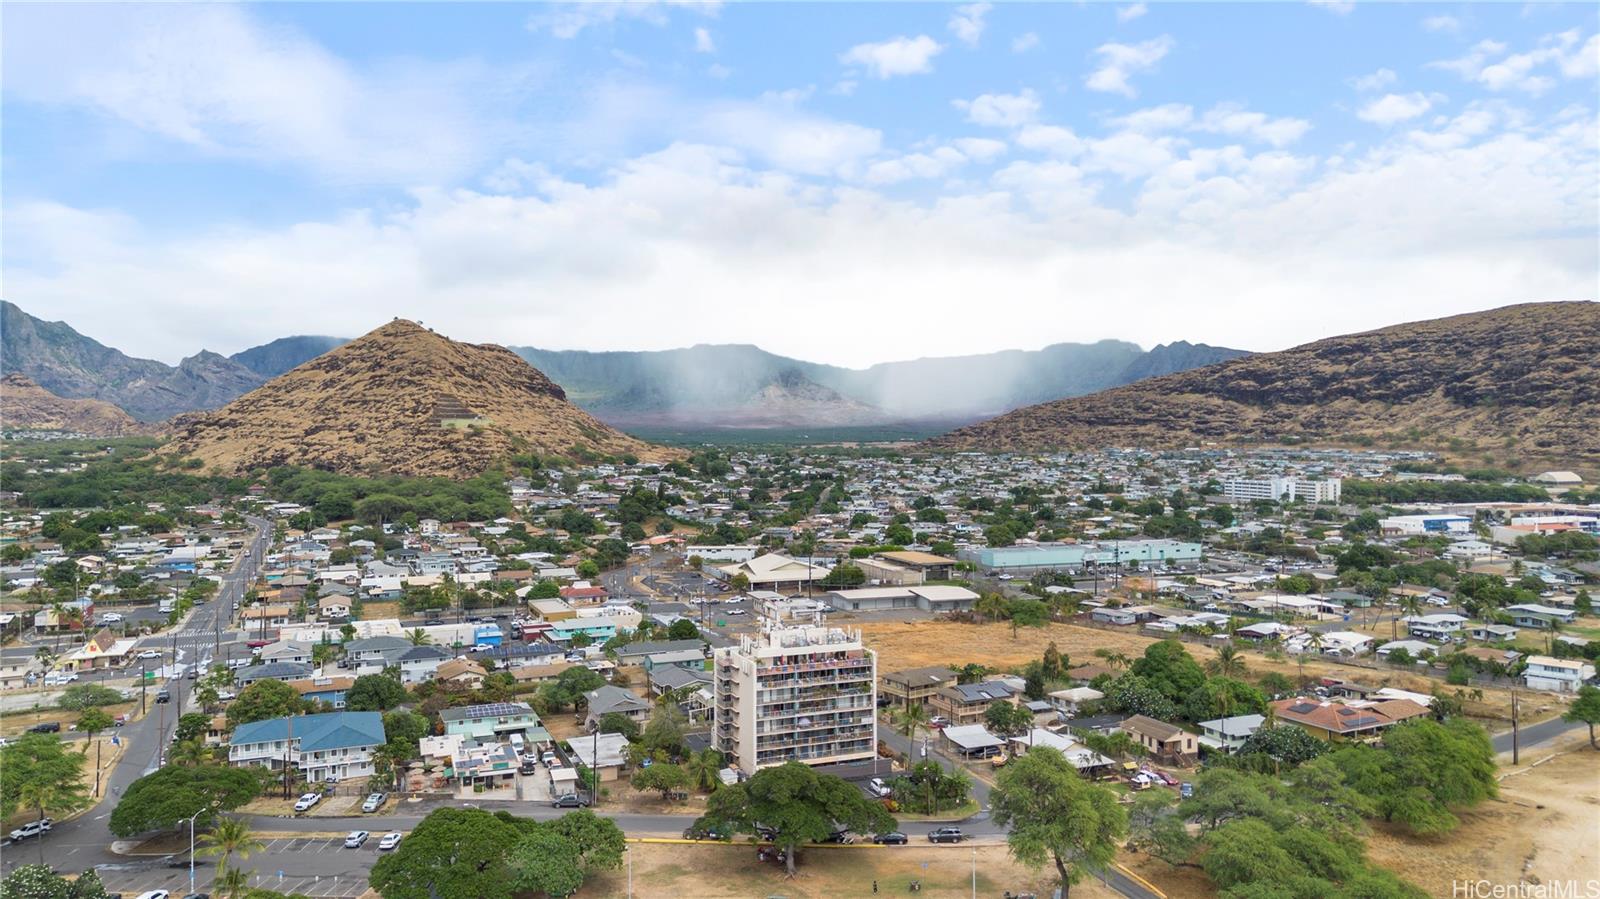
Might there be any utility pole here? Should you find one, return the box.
[140,659,148,714]
[1511,690,1520,765]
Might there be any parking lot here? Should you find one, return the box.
[94,837,393,898]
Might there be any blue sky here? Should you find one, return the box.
[4,2,1596,365]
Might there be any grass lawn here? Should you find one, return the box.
[892,798,980,822]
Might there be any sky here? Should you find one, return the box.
[3,1,1597,367]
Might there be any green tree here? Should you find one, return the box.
[666,619,701,641]
[1562,684,1600,749]
[631,762,691,800]
[546,808,626,873]
[75,708,115,745]
[175,712,212,744]
[985,701,1035,738]
[57,684,123,711]
[1130,640,1206,703]
[1205,645,1248,678]
[1008,598,1049,639]
[0,734,89,861]
[694,761,897,876]
[345,674,408,712]
[1327,718,1497,835]
[109,765,264,837]
[0,865,112,899]
[597,712,641,741]
[225,679,309,728]
[370,807,520,899]
[990,746,1128,898]
[1236,725,1328,767]
[891,702,929,742]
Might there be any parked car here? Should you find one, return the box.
[137,650,162,660]
[9,819,53,841]
[343,831,369,848]
[1180,783,1194,799]
[472,643,495,653]
[216,691,236,701]
[551,794,589,809]
[135,892,170,899]
[540,751,559,767]
[27,722,61,734]
[873,831,908,845]
[928,827,965,844]
[519,759,537,775]
[361,792,386,813]
[180,893,211,899]
[378,832,402,851]
[100,613,124,623]
[682,825,727,841]
[293,793,321,813]
[867,777,891,798]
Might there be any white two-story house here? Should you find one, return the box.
[1523,656,1595,694]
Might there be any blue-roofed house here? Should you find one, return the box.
[228,711,386,783]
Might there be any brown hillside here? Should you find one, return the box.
[926,302,1600,464]
[0,373,148,436]
[163,320,669,476]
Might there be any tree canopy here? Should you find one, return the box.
[695,761,897,876]
[109,765,266,837]
[345,674,408,712]
[225,679,312,728]
[990,746,1127,897]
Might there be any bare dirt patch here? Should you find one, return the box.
[579,841,1122,899]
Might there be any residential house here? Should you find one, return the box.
[879,666,958,710]
[612,639,706,667]
[569,731,631,782]
[1523,656,1596,693]
[1402,614,1469,642]
[259,640,314,666]
[644,648,706,675]
[1196,714,1265,753]
[584,685,651,732]
[435,657,487,688]
[235,662,314,688]
[1121,715,1198,761]
[549,617,619,645]
[1007,729,1115,776]
[242,605,292,629]
[393,645,451,684]
[1046,687,1104,717]
[345,636,413,666]
[287,675,356,710]
[928,680,1018,727]
[440,702,552,743]
[1506,604,1579,629]
[317,596,352,621]
[228,711,386,783]
[1268,697,1430,743]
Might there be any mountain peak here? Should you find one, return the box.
[164,321,667,477]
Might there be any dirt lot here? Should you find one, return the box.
[1365,739,1600,896]
[856,620,1529,725]
[578,841,1122,899]
[0,700,138,738]
[358,601,400,621]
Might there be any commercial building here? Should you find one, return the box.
[1222,477,1342,504]
[825,585,978,614]
[1379,514,1472,536]
[713,624,877,772]
[960,539,1202,573]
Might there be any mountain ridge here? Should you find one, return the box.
[0,372,148,437]
[925,302,1600,463]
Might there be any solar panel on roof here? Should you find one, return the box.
[1288,703,1318,714]
[1346,716,1380,728]
[1336,708,1356,716]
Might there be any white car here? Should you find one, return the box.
[216,690,237,701]
[135,892,170,899]
[344,830,369,848]
[472,643,495,653]
[293,792,321,812]
[378,832,402,851]
[100,613,124,623]
[43,673,78,686]
[136,650,161,660]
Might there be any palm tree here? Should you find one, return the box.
[169,738,209,768]
[407,627,432,646]
[214,864,250,899]
[685,748,724,792]
[198,817,264,872]
[892,703,929,744]
[1205,645,1247,678]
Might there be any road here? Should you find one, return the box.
[1491,712,1585,755]
[8,517,272,887]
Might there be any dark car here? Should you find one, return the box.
[928,827,965,844]
[27,722,61,734]
[551,794,589,809]
[873,832,908,845]
[155,689,171,704]
[681,826,727,841]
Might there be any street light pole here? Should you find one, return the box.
[188,808,205,896]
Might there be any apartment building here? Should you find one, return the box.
[1222,477,1342,504]
[228,711,385,784]
[879,666,957,709]
[713,624,877,772]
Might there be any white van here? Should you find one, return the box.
[508,733,526,756]
[158,599,176,614]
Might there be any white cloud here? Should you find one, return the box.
[862,146,970,184]
[1308,0,1355,14]
[1430,32,1596,94]
[840,35,944,78]
[952,137,1009,162]
[1195,104,1312,147]
[694,27,716,53]
[947,3,991,46]
[11,107,1593,369]
[1011,32,1040,54]
[953,90,1041,128]
[2,4,526,186]
[697,102,882,175]
[1348,68,1398,92]
[1117,3,1148,23]
[1357,92,1438,125]
[831,80,859,96]
[1085,36,1174,97]
[527,0,721,39]
[1422,15,1462,33]
[1015,124,1084,157]
[1110,103,1195,134]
